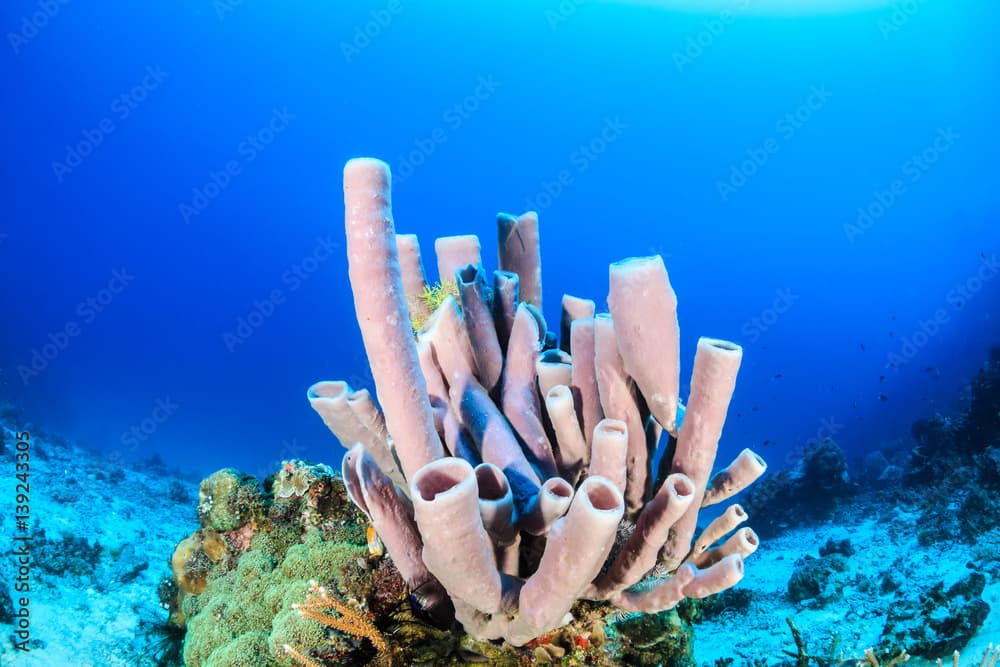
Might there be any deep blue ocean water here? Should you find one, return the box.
[3,0,999,482]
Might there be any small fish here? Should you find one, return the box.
[762,439,775,447]
[736,412,742,419]
[367,525,384,557]
[879,375,886,382]
[752,405,759,412]
[878,394,888,402]
[851,401,858,409]
[773,373,783,380]
[860,343,866,352]
[889,331,895,338]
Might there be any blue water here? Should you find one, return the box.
[3,0,998,481]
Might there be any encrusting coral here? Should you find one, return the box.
[168,459,397,666]
[169,456,706,666]
[198,468,266,532]
[305,157,768,647]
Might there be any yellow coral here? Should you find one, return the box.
[408,280,460,334]
[201,529,227,562]
[171,533,217,595]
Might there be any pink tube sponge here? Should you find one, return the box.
[608,255,681,435]
[662,337,743,569]
[497,211,542,309]
[410,457,504,615]
[509,476,624,645]
[343,158,444,480]
[311,157,768,647]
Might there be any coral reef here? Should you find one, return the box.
[894,350,1000,553]
[879,572,991,659]
[847,352,1000,662]
[171,528,227,596]
[31,528,104,579]
[305,158,766,648]
[163,339,1000,665]
[169,461,384,666]
[198,468,266,532]
[169,460,717,666]
[907,350,1000,484]
[743,439,851,538]
[786,553,849,606]
[818,537,855,559]
[677,587,753,625]
[608,610,695,667]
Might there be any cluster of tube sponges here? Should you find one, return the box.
[307,158,767,646]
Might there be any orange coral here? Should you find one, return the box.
[283,580,394,667]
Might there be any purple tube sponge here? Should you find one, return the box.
[308,158,768,646]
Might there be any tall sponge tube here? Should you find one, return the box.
[343,158,445,480]
[607,255,681,436]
